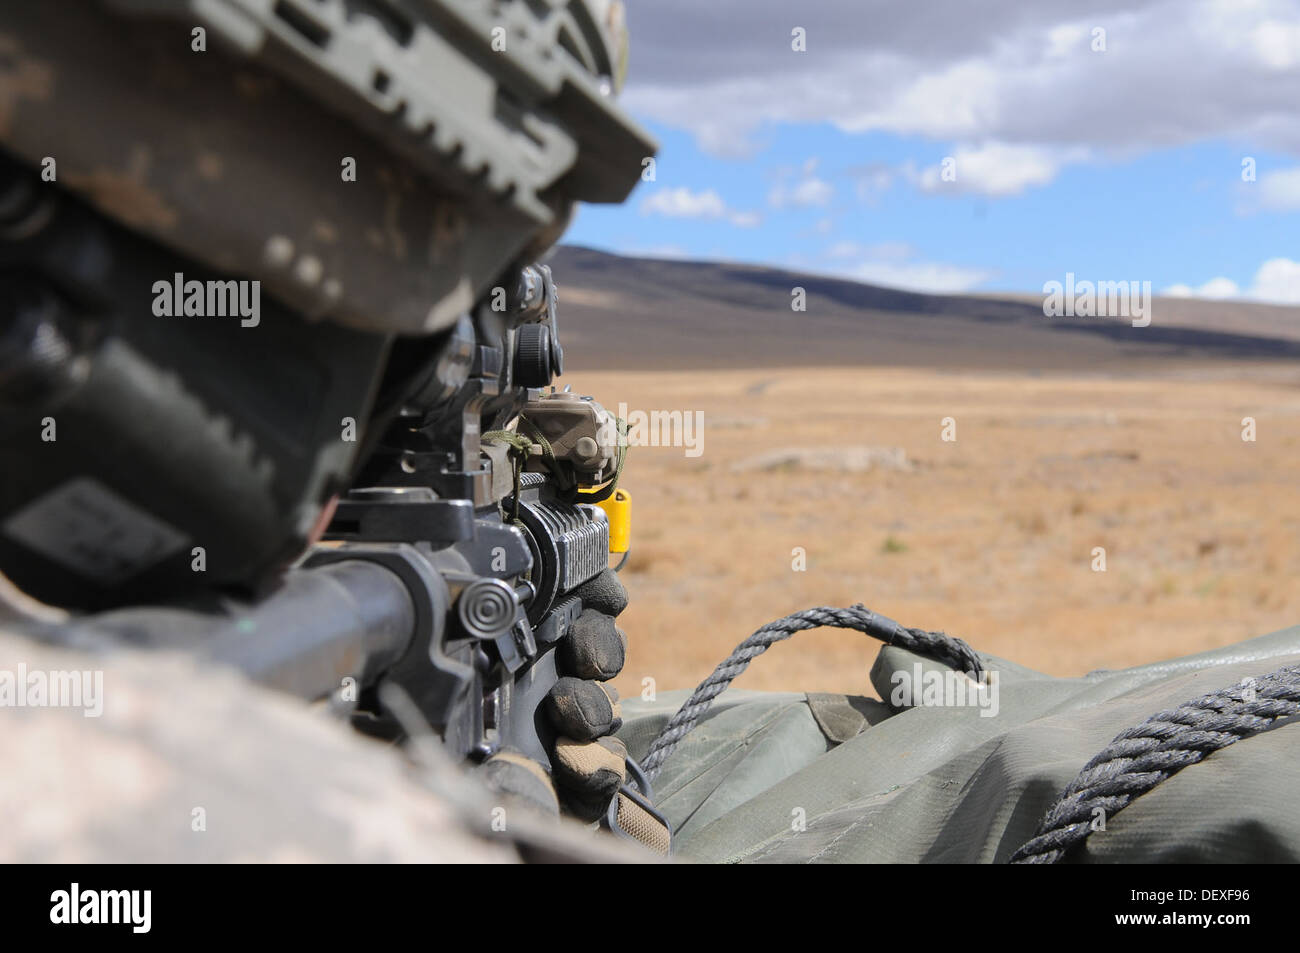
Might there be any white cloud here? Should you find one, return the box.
[792,178,834,206]
[827,240,863,259]
[836,60,1005,141]
[1200,277,1243,298]
[1256,166,1300,210]
[827,240,913,261]
[1250,17,1300,69]
[769,162,835,208]
[1163,257,1300,304]
[907,143,1076,197]
[622,1,1300,170]
[1162,277,1241,299]
[639,187,761,227]
[615,243,692,260]
[640,187,727,219]
[1249,257,1300,302]
[1045,23,1090,59]
[821,240,991,292]
[849,260,994,294]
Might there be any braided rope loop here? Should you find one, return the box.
[640,604,983,782]
[1010,663,1300,863]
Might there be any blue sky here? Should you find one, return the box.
[564,0,1300,302]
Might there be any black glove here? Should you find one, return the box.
[545,569,631,821]
[479,568,630,822]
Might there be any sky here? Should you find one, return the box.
[563,0,1300,302]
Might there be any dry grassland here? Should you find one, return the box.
[562,365,1300,699]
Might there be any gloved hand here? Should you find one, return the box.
[546,568,630,820]
[479,567,630,822]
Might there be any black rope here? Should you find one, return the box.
[640,604,983,782]
[1010,662,1300,863]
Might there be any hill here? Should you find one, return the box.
[548,246,1300,371]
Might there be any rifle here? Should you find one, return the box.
[43,260,666,844]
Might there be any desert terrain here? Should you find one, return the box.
[549,247,1300,698]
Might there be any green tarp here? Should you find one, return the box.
[618,625,1300,862]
